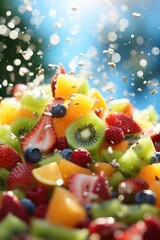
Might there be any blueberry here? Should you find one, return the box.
[24,148,42,163]
[151,152,160,164]
[60,148,73,160]
[21,198,36,215]
[134,190,156,205]
[51,103,67,118]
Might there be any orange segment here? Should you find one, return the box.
[93,162,116,177]
[58,159,92,186]
[137,163,160,185]
[88,89,107,110]
[46,186,87,228]
[55,74,79,99]
[32,162,64,187]
[149,181,160,207]
[0,97,35,125]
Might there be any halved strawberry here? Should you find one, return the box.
[0,144,22,170]
[68,173,111,204]
[106,112,142,135]
[51,65,66,97]
[118,177,149,203]
[144,123,160,143]
[0,191,29,223]
[21,114,57,154]
[7,162,35,191]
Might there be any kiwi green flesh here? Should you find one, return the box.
[11,116,38,138]
[0,214,28,239]
[66,115,105,153]
[31,218,89,240]
[91,198,159,224]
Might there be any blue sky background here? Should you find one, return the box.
[8,0,160,113]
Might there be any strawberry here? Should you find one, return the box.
[116,221,145,240]
[105,126,125,145]
[0,144,22,170]
[144,123,160,143]
[50,65,66,97]
[68,173,111,204]
[12,83,28,101]
[7,162,35,191]
[105,112,142,135]
[143,216,160,240]
[0,191,29,223]
[118,177,149,203]
[21,114,57,154]
[89,217,120,240]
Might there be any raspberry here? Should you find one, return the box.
[105,126,125,145]
[33,204,48,219]
[26,185,49,206]
[56,136,69,150]
[71,148,92,168]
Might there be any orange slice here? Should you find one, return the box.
[32,162,64,187]
[46,186,87,227]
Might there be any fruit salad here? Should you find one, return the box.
[0,65,160,239]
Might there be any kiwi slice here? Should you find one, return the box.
[11,116,38,138]
[66,115,105,153]
[0,168,10,191]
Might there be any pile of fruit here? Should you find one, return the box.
[1,65,160,239]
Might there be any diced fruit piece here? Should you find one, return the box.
[78,77,90,95]
[0,124,11,138]
[91,198,122,219]
[118,148,144,176]
[0,144,22,170]
[118,136,156,176]
[109,98,130,112]
[37,152,63,167]
[33,204,48,218]
[130,136,156,164]
[105,126,125,145]
[55,74,79,99]
[0,97,35,124]
[21,88,51,114]
[101,149,124,163]
[149,181,160,207]
[66,114,105,153]
[0,132,21,153]
[46,186,87,228]
[137,163,160,185]
[106,112,142,135]
[11,116,38,138]
[68,173,111,204]
[31,218,89,240]
[50,65,66,97]
[0,214,28,239]
[71,148,92,168]
[93,162,116,177]
[7,162,35,191]
[32,162,64,187]
[0,191,29,223]
[58,159,92,186]
[88,88,107,110]
[21,114,57,154]
[12,83,28,100]
[108,171,125,190]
